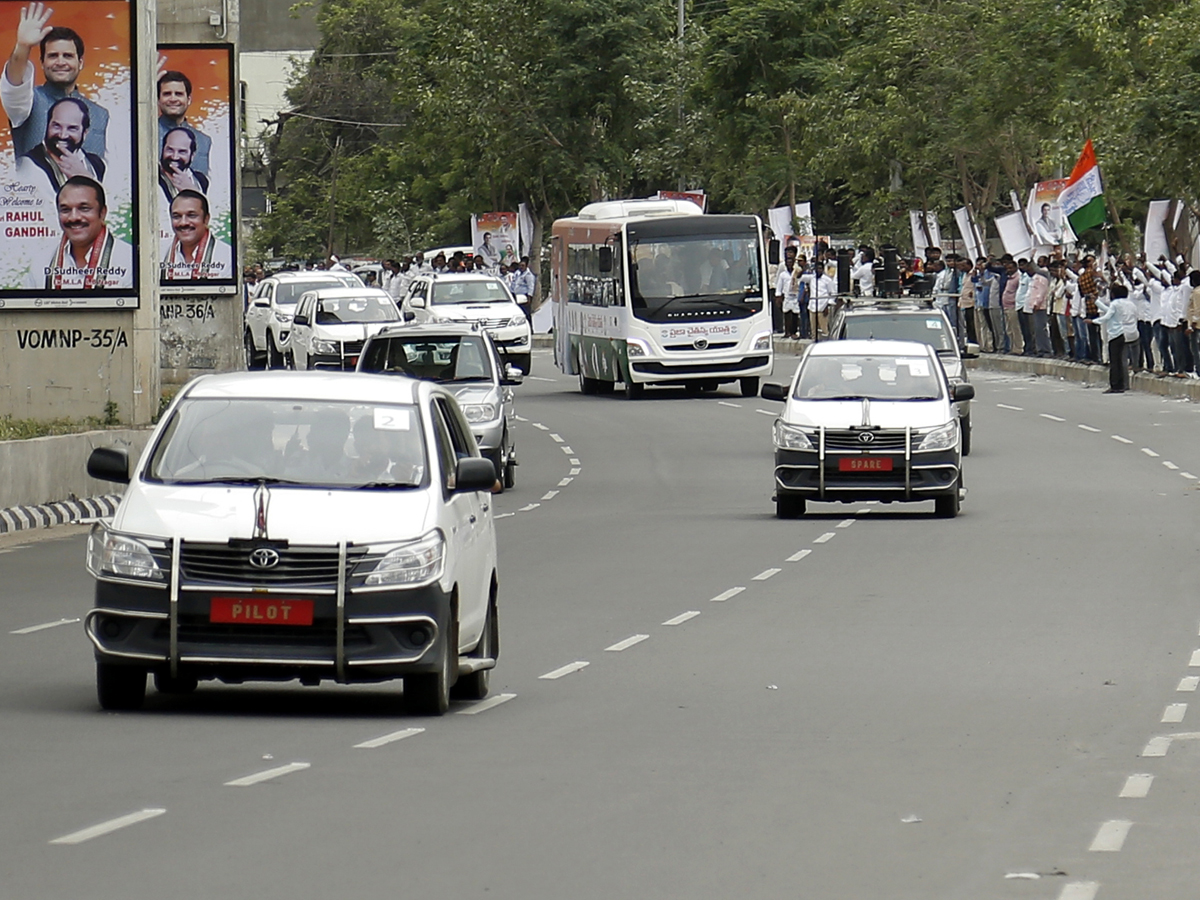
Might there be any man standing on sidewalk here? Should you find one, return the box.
[1093,284,1137,393]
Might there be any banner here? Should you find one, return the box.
[0,0,138,308]
[909,210,940,257]
[953,206,985,260]
[1026,179,1070,249]
[994,210,1033,259]
[518,201,534,260]
[471,212,518,266]
[157,44,236,289]
[656,189,706,212]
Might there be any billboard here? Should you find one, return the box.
[471,212,518,266]
[0,0,138,309]
[1026,178,1070,251]
[156,43,236,290]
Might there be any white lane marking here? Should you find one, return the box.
[10,617,81,635]
[1177,676,1199,692]
[1089,819,1132,852]
[50,808,167,845]
[1005,872,1041,880]
[997,403,1024,411]
[752,568,781,581]
[225,762,311,787]
[557,478,573,487]
[560,446,574,454]
[570,467,581,475]
[813,532,836,543]
[837,519,855,528]
[718,401,742,408]
[549,433,563,442]
[457,693,516,715]
[354,727,425,749]
[495,512,515,519]
[1182,472,1198,480]
[1119,774,1154,799]
[519,503,541,512]
[1190,649,1200,667]
[527,376,558,382]
[605,635,649,652]
[663,610,701,626]
[514,415,529,422]
[787,549,812,562]
[1164,461,1179,470]
[1142,736,1172,757]
[710,587,745,602]
[1163,703,1187,723]
[1078,424,1101,432]
[539,661,589,680]
[755,409,775,416]
[1040,413,1065,421]
[541,491,559,501]
[1141,447,1160,458]
[569,458,580,466]
[1058,883,1100,900]
[1112,434,1133,444]
[857,507,872,514]
[532,423,549,431]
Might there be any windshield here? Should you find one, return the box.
[274,279,347,306]
[841,313,957,353]
[794,354,944,401]
[360,334,495,384]
[147,399,427,488]
[432,280,511,305]
[629,233,761,301]
[316,296,400,325]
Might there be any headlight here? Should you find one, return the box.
[364,531,445,586]
[312,339,338,354]
[508,316,526,327]
[275,312,292,324]
[86,525,165,582]
[918,421,958,452]
[627,338,649,358]
[753,332,773,351]
[461,403,499,423]
[773,420,814,451]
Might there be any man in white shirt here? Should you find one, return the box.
[801,256,837,338]
[851,246,875,298]
[1093,283,1138,392]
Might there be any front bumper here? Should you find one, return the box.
[629,353,772,384]
[774,445,960,501]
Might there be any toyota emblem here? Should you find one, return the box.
[693,338,709,350]
[857,432,876,444]
[249,547,280,569]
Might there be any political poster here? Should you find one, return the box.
[0,0,138,309]
[471,212,518,266]
[1026,178,1070,250]
[909,210,940,257]
[768,202,813,243]
[656,189,706,212]
[953,206,985,260]
[156,44,236,290]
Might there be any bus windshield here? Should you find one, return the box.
[629,234,761,302]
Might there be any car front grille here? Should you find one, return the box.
[821,430,909,452]
[180,543,367,588]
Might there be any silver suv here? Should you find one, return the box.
[245,271,363,369]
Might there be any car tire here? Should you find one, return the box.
[775,494,805,519]
[154,670,198,695]
[406,620,456,716]
[624,379,644,399]
[452,598,497,702]
[485,447,505,492]
[740,376,760,398]
[503,455,516,489]
[961,417,971,456]
[934,478,961,518]
[97,662,146,711]
[267,334,284,369]
[244,331,261,371]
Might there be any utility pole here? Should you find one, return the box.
[327,135,342,258]
[676,0,685,191]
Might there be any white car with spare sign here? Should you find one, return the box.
[83,371,500,715]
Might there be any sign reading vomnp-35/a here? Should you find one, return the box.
[156,43,235,290]
[0,0,139,308]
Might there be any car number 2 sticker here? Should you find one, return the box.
[374,408,411,431]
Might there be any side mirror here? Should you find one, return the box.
[952,383,975,402]
[409,295,426,309]
[293,315,309,326]
[454,456,498,492]
[403,310,416,322]
[768,239,780,265]
[963,342,980,359]
[502,364,524,385]
[87,446,130,485]
[253,297,270,307]
[598,246,613,273]
[760,382,787,402]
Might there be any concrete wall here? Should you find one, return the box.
[0,428,152,508]
[160,297,245,387]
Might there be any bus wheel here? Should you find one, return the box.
[578,369,597,395]
[624,380,644,400]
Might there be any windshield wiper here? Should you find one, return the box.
[810,395,866,401]
[352,481,421,490]
[441,375,492,383]
[172,475,309,486]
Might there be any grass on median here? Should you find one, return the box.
[0,400,121,441]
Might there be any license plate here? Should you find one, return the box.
[839,456,893,472]
[210,597,314,626]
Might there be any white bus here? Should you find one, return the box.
[551,199,773,398]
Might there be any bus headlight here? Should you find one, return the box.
[627,338,649,358]
[753,332,773,351]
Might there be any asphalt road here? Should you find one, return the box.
[3,350,1200,900]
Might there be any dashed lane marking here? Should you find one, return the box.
[549,433,563,442]
[1141,448,1160,458]
[1078,424,1101,432]
[1183,472,1197,480]
[752,568,781,581]
[1119,774,1154,799]
[1058,882,1100,900]
[531,423,549,431]
[514,415,529,422]
[605,635,649,652]
[787,549,812,562]
[1177,676,1199,692]
[569,467,581,475]
[457,693,516,715]
[354,727,425,749]
[709,587,745,602]
[1164,461,1179,470]
[662,611,701,626]
[857,507,872,514]
[837,519,855,528]
[1190,649,1200,667]
[1112,435,1133,444]
[1040,413,1065,421]
[1088,819,1132,852]
[755,409,774,416]
[225,762,311,787]
[539,661,589,680]
[718,401,742,408]
[495,513,515,519]
[527,376,558,382]
[569,458,580,466]
[813,532,836,544]
[1162,703,1187,723]
[560,446,574,454]
[1142,736,1172,757]
[50,808,167,845]
[10,617,81,635]
[997,403,1024,411]
[541,491,559,501]
[557,478,572,487]
[518,504,541,512]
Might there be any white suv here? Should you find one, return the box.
[245,271,363,369]
[84,371,500,715]
[401,273,532,373]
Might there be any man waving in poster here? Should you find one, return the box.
[162,189,231,281]
[35,174,131,289]
[2,2,108,160]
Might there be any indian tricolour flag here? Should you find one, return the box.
[1058,139,1106,235]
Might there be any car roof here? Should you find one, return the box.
[808,338,936,357]
[300,287,392,300]
[373,322,484,337]
[183,371,422,405]
[414,272,505,284]
[263,271,349,283]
